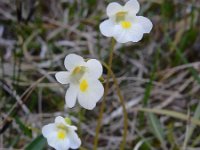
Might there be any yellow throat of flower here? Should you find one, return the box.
[57,130,66,140]
[116,11,128,22]
[72,66,85,75]
[71,66,86,83]
[121,21,132,29]
[80,79,89,92]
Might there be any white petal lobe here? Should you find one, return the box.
[124,0,140,15]
[65,85,78,108]
[68,130,82,149]
[107,2,122,17]
[55,71,70,84]
[78,80,104,110]
[64,54,85,71]
[59,139,70,150]
[114,28,131,43]
[47,136,61,150]
[136,16,153,33]
[114,23,144,43]
[42,124,56,138]
[86,59,103,79]
[99,19,115,37]
[78,95,96,110]
[128,24,144,42]
[55,116,65,125]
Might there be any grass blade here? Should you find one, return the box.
[25,134,46,150]
[148,113,166,149]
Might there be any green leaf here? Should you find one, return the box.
[25,135,46,150]
[15,116,32,137]
[148,113,166,148]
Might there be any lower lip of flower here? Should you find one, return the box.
[121,21,132,29]
[80,79,89,92]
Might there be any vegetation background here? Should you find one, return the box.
[0,0,200,149]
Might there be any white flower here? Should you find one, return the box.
[42,116,81,150]
[55,54,104,110]
[100,0,153,43]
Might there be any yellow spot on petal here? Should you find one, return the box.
[121,21,132,29]
[57,130,66,140]
[80,79,88,92]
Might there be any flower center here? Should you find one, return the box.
[116,11,127,22]
[57,130,66,140]
[80,79,89,92]
[121,21,132,29]
[71,66,86,83]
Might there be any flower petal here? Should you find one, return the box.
[124,0,140,15]
[128,24,144,42]
[66,124,77,131]
[78,79,104,110]
[42,123,56,138]
[78,95,96,110]
[54,138,70,150]
[86,59,103,79]
[42,124,59,149]
[114,24,144,43]
[136,16,153,33]
[64,54,85,71]
[114,29,131,43]
[55,116,65,125]
[68,130,81,149]
[106,2,123,17]
[65,85,78,108]
[55,116,77,131]
[99,19,115,37]
[55,71,70,84]
[46,134,62,150]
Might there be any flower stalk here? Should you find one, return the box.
[94,38,116,149]
[102,61,128,150]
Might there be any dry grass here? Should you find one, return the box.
[0,0,200,149]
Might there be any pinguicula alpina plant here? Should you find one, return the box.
[42,0,153,149]
[99,0,153,43]
[42,116,81,150]
[95,0,153,149]
[55,53,104,110]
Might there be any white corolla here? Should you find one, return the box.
[55,54,104,110]
[100,0,153,43]
[42,116,81,150]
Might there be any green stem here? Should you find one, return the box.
[78,107,85,138]
[93,38,115,149]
